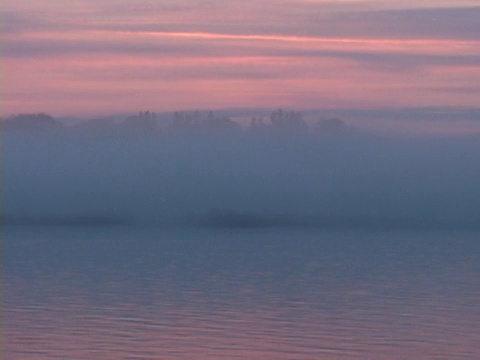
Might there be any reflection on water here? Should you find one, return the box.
[3,227,480,359]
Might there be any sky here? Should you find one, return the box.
[2,0,480,116]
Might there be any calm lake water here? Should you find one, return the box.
[3,226,480,359]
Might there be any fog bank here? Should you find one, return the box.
[3,121,480,229]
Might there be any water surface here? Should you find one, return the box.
[3,227,480,359]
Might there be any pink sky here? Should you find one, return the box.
[3,0,480,116]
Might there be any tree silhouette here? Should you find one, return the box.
[271,109,308,133]
[168,111,241,134]
[123,111,158,132]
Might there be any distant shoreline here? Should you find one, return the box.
[1,215,131,228]
[3,213,479,231]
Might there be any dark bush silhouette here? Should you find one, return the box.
[3,113,64,132]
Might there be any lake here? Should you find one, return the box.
[3,226,480,359]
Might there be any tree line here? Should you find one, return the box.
[1,109,353,136]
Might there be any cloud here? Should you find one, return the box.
[0,11,48,34]
[5,28,479,75]
[336,7,480,40]
[3,1,480,114]
[92,4,480,41]
[3,35,210,58]
[6,2,479,40]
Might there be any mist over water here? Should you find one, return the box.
[3,119,480,229]
[3,113,480,359]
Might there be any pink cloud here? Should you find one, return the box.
[3,1,480,116]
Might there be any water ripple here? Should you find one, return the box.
[4,228,480,359]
